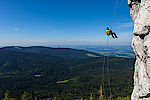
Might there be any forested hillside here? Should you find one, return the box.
[0,46,135,100]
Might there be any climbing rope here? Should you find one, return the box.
[102,50,106,97]
[106,36,112,99]
[110,0,119,29]
[101,0,119,99]
[102,36,112,99]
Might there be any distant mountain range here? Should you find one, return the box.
[1,46,101,60]
[49,45,135,58]
[0,46,135,99]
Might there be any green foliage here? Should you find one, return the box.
[0,46,134,99]
[4,90,9,100]
[115,96,130,100]
[99,85,104,100]
[2,90,131,100]
[56,79,69,84]
[22,91,28,100]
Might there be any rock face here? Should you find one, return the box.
[129,0,150,100]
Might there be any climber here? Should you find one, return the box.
[128,0,141,8]
[106,27,118,39]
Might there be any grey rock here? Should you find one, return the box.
[129,0,150,100]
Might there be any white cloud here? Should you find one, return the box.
[119,21,133,28]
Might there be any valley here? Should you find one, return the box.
[0,46,135,99]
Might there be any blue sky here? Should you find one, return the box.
[0,0,133,46]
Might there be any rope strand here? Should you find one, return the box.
[106,37,112,99]
[110,0,119,29]
[101,0,119,99]
[102,53,106,97]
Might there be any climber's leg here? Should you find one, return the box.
[112,32,118,38]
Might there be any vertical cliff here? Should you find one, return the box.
[129,0,150,100]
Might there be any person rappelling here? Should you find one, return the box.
[106,27,118,39]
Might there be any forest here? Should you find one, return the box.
[0,46,135,100]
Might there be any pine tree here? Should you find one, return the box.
[35,96,38,100]
[116,96,122,100]
[29,91,35,100]
[99,85,104,100]
[108,93,112,100]
[22,91,28,100]
[4,90,10,100]
[53,97,56,100]
[80,97,83,100]
[16,95,20,100]
[90,93,93,100]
